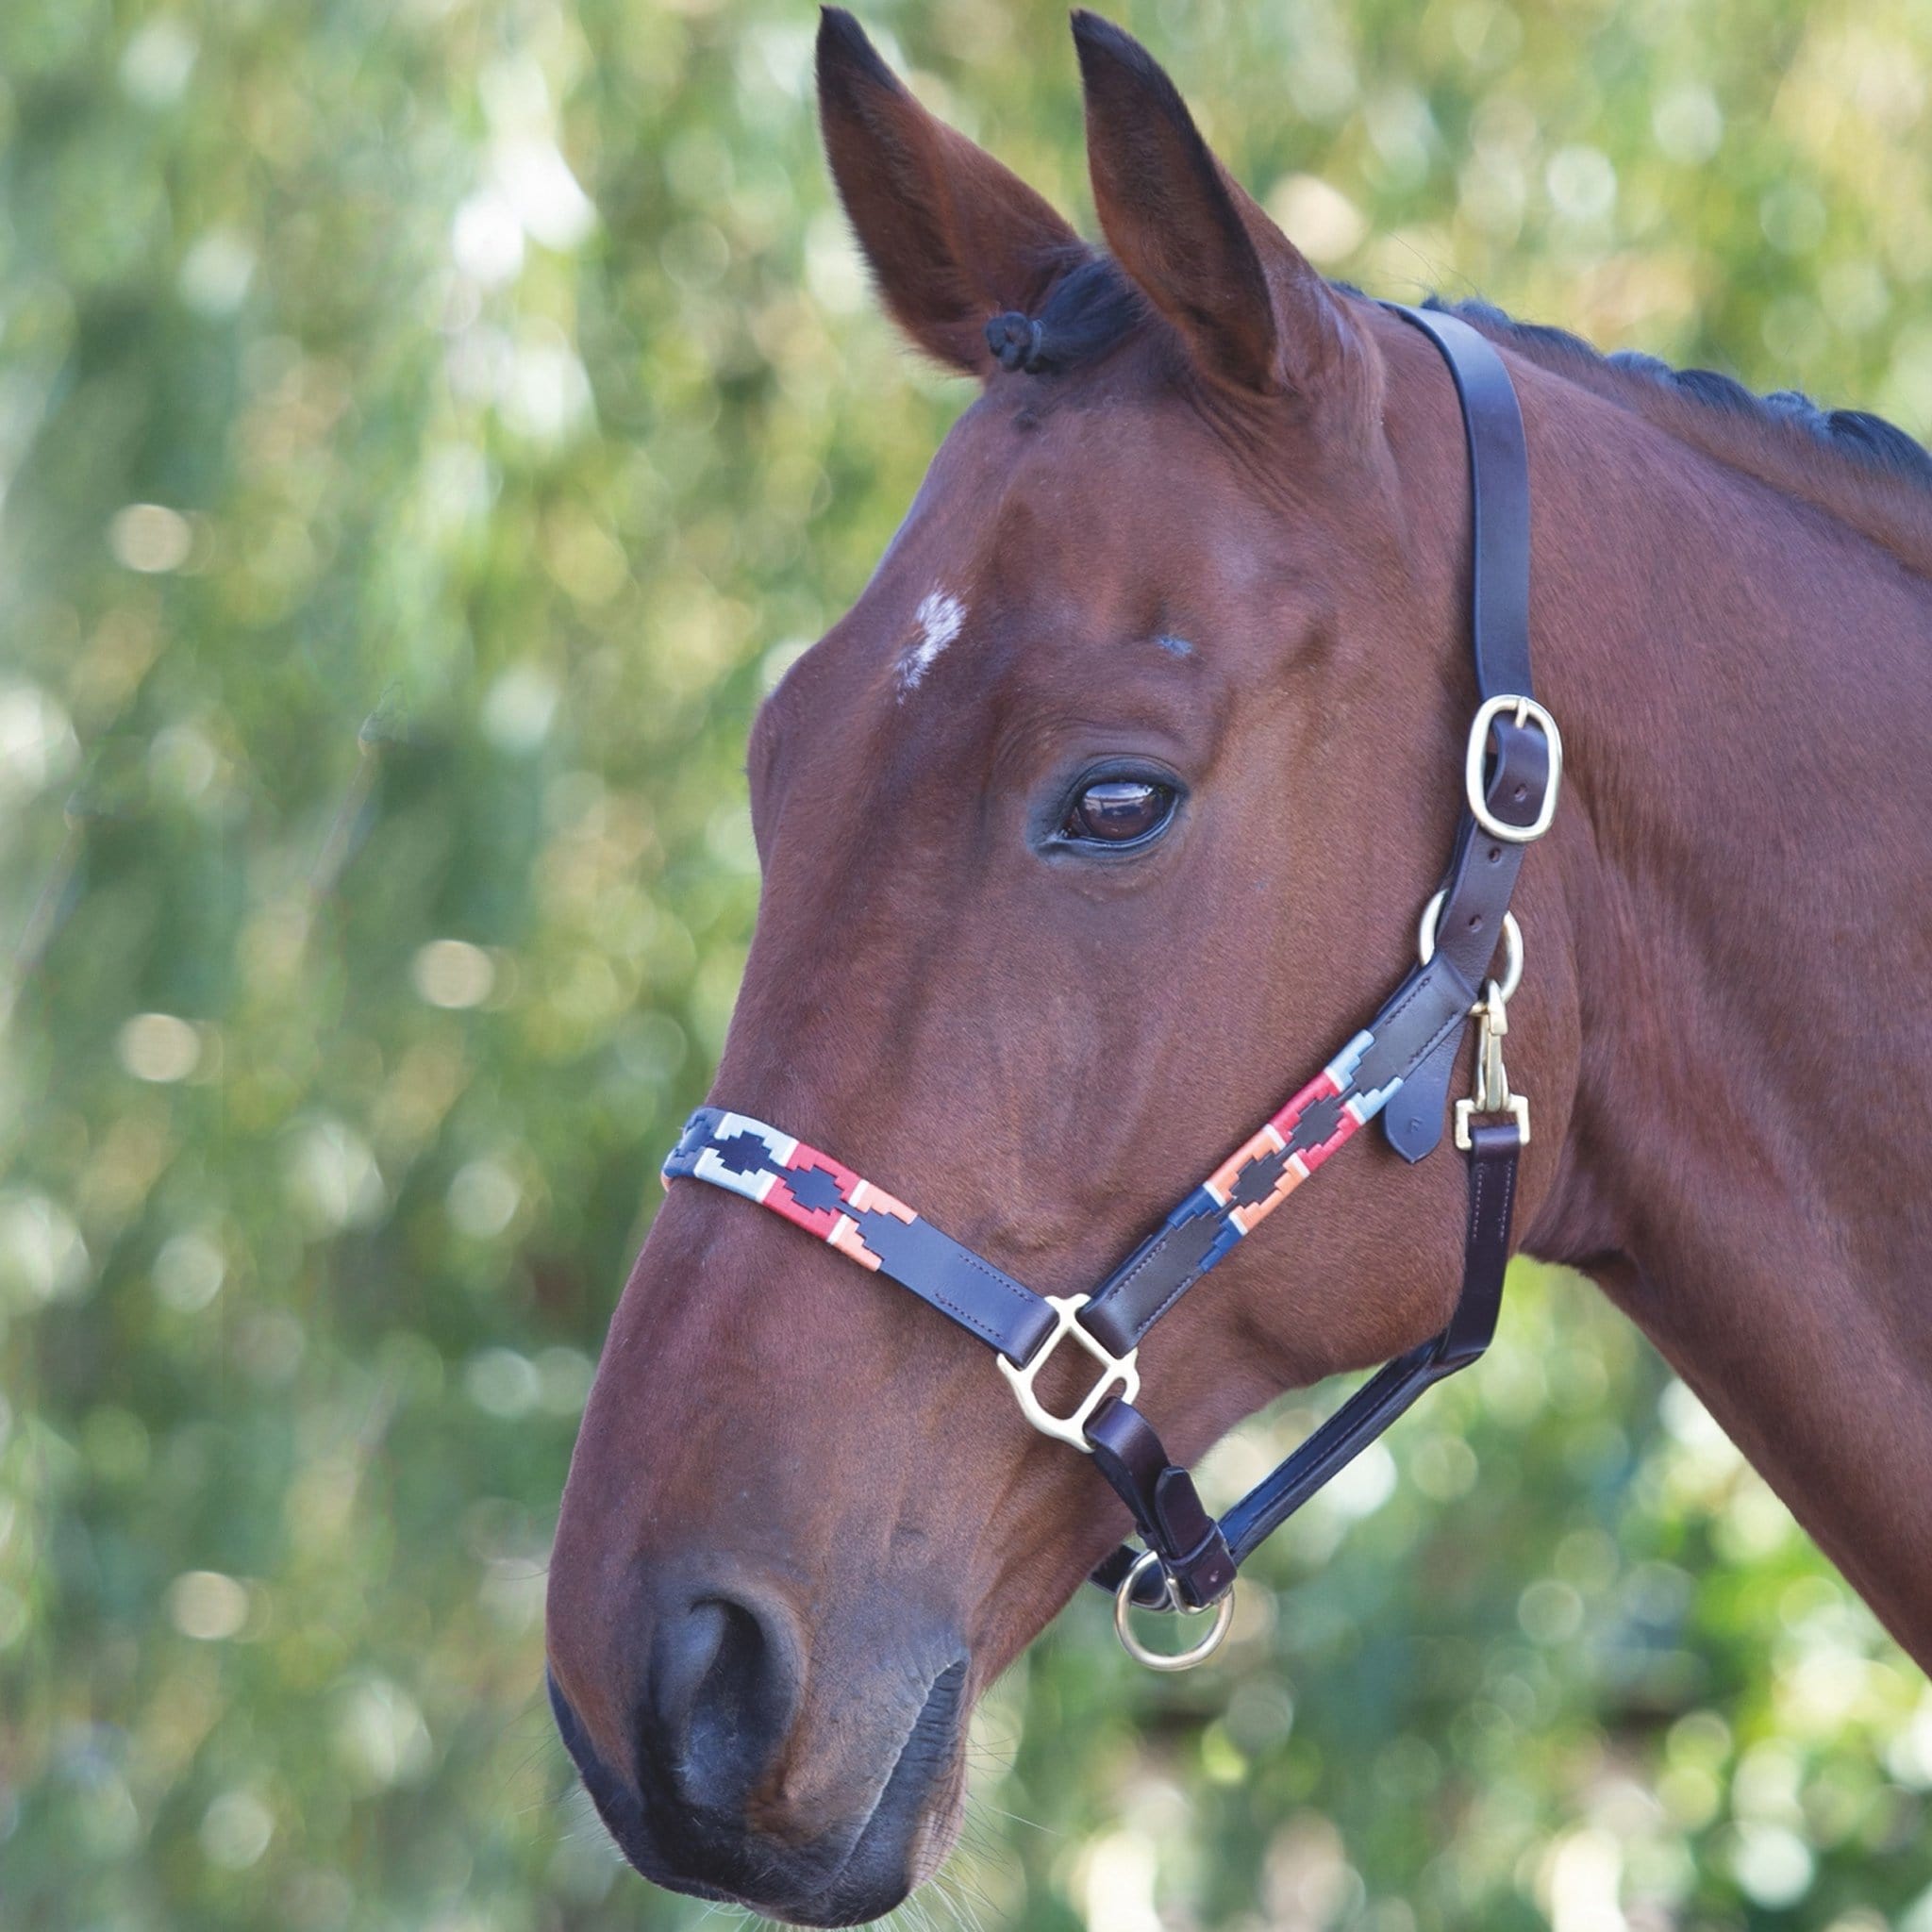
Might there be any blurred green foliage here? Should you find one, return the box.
[3,0,1930,1928]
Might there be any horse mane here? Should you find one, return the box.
[1434,296,1932,580]
[981,256,1932,578]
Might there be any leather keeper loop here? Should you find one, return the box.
[1085,1397,1237,1610]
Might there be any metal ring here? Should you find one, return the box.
[1111,1549,1235,1673]
[1417,891,1523,1006]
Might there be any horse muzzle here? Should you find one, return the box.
[545,1571,970,1927]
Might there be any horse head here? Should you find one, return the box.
[546,12,1574,1921]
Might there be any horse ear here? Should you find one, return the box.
[817,8,1085,376]
[1072,11,1357,401]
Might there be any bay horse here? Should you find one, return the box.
[547,9,1932,1923]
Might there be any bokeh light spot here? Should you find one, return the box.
[411,939,496,1009]
[117,1012,202,1082]
[167,1571,250,1641]
[108,503,193,573]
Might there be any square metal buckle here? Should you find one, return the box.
[997,1293,1140,1452]
[1454,1092,1530,1149]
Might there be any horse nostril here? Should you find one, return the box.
[646,1588,799,1816]
[684,1599,771,1792]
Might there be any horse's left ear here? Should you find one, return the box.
[817,8,1085,376]
[1073,11,1365,405]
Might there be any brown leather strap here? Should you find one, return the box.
[1216,1118,1518,1564]
[1386,306,1532,702]
[1379,304,1548,1160]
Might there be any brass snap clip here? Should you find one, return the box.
[1456,978,1530,1149]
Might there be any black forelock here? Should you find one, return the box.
[983,254,1153,376]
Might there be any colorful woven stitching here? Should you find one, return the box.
[1147,1029,1403,1276]
[663,1107,1059,1364]
[664,1110,918,1270]
[663,1026,1407,1317]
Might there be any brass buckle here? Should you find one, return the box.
[1465,693,1562,843]
[1454,980,1531,1148]
[997,1293,1139,1453]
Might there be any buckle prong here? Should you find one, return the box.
[998,1293,1139,1453]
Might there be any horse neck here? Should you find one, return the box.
[1513,362,1932,1661]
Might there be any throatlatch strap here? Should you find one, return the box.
[1218,1118,1517,1561]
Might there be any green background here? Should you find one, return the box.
[4,0,1930,1927]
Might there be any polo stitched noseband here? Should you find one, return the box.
[662,306,1561,1669]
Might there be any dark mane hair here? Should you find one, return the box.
[1433,296,1932,499]
[979,262,1931,517]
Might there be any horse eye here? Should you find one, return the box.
[1061,778,1177,845]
